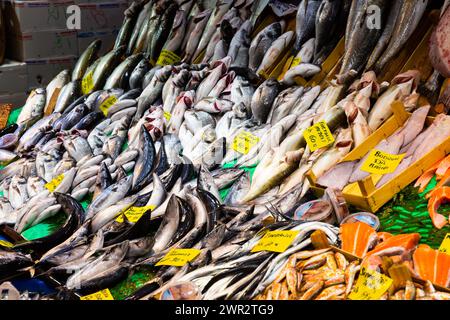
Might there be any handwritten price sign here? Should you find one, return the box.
[232,131,260,155]
[304,121,335,151]
[361,150,405,175]
[99,96,117,116]
[157,50,181,66]
[45,174,64,192]
[348,267,393,300]
[439,233,450,255]
[82,71,94,95]
[251,230,299,253]
[116,205,154,223]
[80,289,114,300]
[155,249,201,267]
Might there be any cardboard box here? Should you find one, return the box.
[0,92,28,108]
[4,0,75,33]
[7,29,78,61]
[0,59,28,95]
[78,29,118,56]
[77,1,127,32]
[26,55,77,89]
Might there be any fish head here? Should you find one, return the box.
[392,70,421,89]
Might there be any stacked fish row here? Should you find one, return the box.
[280,0,431,86]
[0,0,448,300]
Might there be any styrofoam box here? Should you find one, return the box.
[26,55,77,89]
[4,0,75,33]
[0,92,28,108]
[7,29,78,61]
[77,1,127,32]
[0,59,28,96]
[78,29,119,56]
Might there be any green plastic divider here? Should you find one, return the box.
[378,176,450,249]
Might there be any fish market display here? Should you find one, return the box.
[0,0,449,302]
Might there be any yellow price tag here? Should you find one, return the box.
[155,248,201,267]
[251,230,299,253]
[80,289,114,300]
[81,71,94,95]
[348,267,393,300]
[0,240,13,248]
[156,50,181,66]
[439,233,450,255]
[99,96,118,116]
[232,131,260,155]
[116,205,154,223]
[164,111,172,122]
[44,174,64,192]
[303,120,335,152]
[360,150,405,175]
[291,57,302,68]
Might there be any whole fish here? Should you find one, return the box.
[257,31,294,74]
[132,125,157,191]
[57,103,90,131]
[345,0,366,51]
[182,9,212,63]
[90,46,126,93]
[132,8,154,55]
[338,0,388,84]
[343,100,371,148]
[45,70,70,114]
[129,58,151,90]
[311,128,353,178]
[163,10,188,54]
[17,88,46,125]
[314,0,341,61]
[163,69,190,113]
[85,175,133,221]
[148,3,178,63]
[114,15,134,50]
[251,79,281,124]
[293,0,322,53]
[135,65,172,122]
[374,0,428,73]
[104,53,143,90]
[127,1,152,55]
[194,97,234,114]
[283,63,321,85]
[193,0,234,61]
[196,57,231,101]
[168,91,195,135]
[72,40,102,81]
[228,20,252,62]
[367,71,418,131]
[365,0,404,71]
[251,23,285,71]
[268,86,305,124]
[230,75,254,113]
